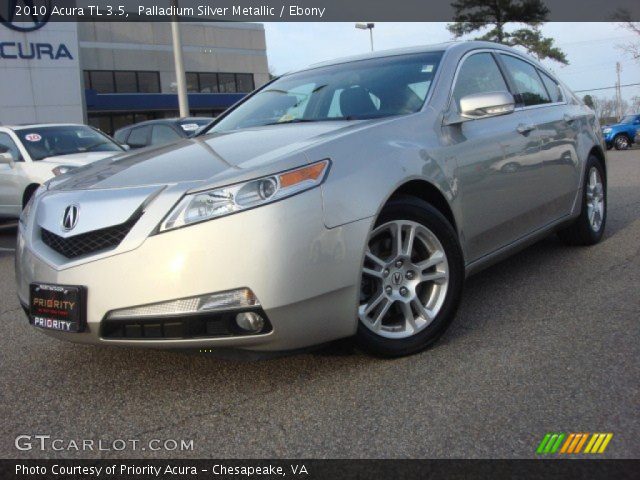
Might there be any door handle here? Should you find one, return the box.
[563,114,577,124]
[517,124,536,135]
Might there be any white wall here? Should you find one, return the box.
[0,22,84,125]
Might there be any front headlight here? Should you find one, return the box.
[52,165,77,176]
[158,159,330,233]
[602,128,612,134]
[19,183,48,226]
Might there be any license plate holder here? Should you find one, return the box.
[29,283,86,333]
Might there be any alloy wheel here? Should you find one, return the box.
[359,220,449,339]
[586,167,605,232]
[614,136,629,150]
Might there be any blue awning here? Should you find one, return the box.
[85,89,245,112]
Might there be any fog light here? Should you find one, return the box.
[235,312,265,333]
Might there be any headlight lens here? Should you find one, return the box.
[158,159,330,232]
[602,128,612,134]
[52,165,77,176]
[19,183,48,226]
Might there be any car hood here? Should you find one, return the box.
[50,122,368,192]
[38,151,120,166]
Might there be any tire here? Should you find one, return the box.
[613,134,630,150]
[356,196,464,357]
[557,155,606,246]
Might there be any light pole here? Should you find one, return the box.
[171,0,189,117]
[355,23,375,52]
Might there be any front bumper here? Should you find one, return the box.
[16,189,372,351]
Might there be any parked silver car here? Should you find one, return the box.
[15,42,606,357]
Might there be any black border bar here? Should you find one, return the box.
[1,459,639,480]
[1,0,640,22]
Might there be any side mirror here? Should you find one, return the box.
[459,91,516,120]
[0,151,15,165]
[122,144,131,151]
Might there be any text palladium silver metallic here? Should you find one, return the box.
[15,41,607,357]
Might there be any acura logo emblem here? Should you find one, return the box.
[1,0,51,32]
[61,204,79,231]
[392,272,403,286]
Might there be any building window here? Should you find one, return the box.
[199,73,219,93]
[114,71,136,93]
[186,72,255,93]
[84,70,160,94]
[218,73,237,93]
[137,71,160,93]
[89,71,115,93]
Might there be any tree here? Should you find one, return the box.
[614,9,640,61]
[582,95,595,110]
[448,0,568,64]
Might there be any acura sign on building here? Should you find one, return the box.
[0,3,84,125]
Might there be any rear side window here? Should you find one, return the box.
[113,129,129,144]
[151,125,182,145]
[126,126,151,148]
[453,53,508,111]
[500,55,550,106]
[539,71,564,103]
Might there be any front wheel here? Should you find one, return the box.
[356,197,464,357]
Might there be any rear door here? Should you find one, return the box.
[498,53,580,222]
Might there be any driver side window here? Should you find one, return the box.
[0,133,22,161]
[453,53,509,111]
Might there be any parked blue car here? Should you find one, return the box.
[602,114,640,150]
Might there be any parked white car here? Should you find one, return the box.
[0,124,124,219]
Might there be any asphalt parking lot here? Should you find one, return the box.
[0,150,638,459]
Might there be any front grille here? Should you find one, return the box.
[41,213,140,259]
[101,309,272,340]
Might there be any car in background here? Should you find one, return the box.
[114,118,214,150]
[0,124,124,219]
[602,113,640,150]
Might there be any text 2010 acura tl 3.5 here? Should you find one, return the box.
[16,42,607,357]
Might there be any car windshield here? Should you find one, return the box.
[207,52,443,133]
[15,125,123,161]
[619,115,637,124]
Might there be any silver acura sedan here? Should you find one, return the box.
[15,41,606,357]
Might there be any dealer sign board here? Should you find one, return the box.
[0,1,84,125]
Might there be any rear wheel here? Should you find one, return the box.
[557,155,606,245]
[356,197,464,357]
[613,134,630,150]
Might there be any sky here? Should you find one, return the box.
[263,22,640,104]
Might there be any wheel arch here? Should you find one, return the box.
[387,179,459,236]
[22,183,40,208]
[588,145,607,183]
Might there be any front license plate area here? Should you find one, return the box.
[29,283,86,333]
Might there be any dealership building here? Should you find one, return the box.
[0,20,269,134]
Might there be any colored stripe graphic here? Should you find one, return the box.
[584,433,613,453]
[539,433,614,454]
[536,433,565,454]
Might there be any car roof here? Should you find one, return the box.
[115,118,213,131]
[282,41,533,76]
[2,123,89,131]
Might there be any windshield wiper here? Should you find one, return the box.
[261,118,320,126]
